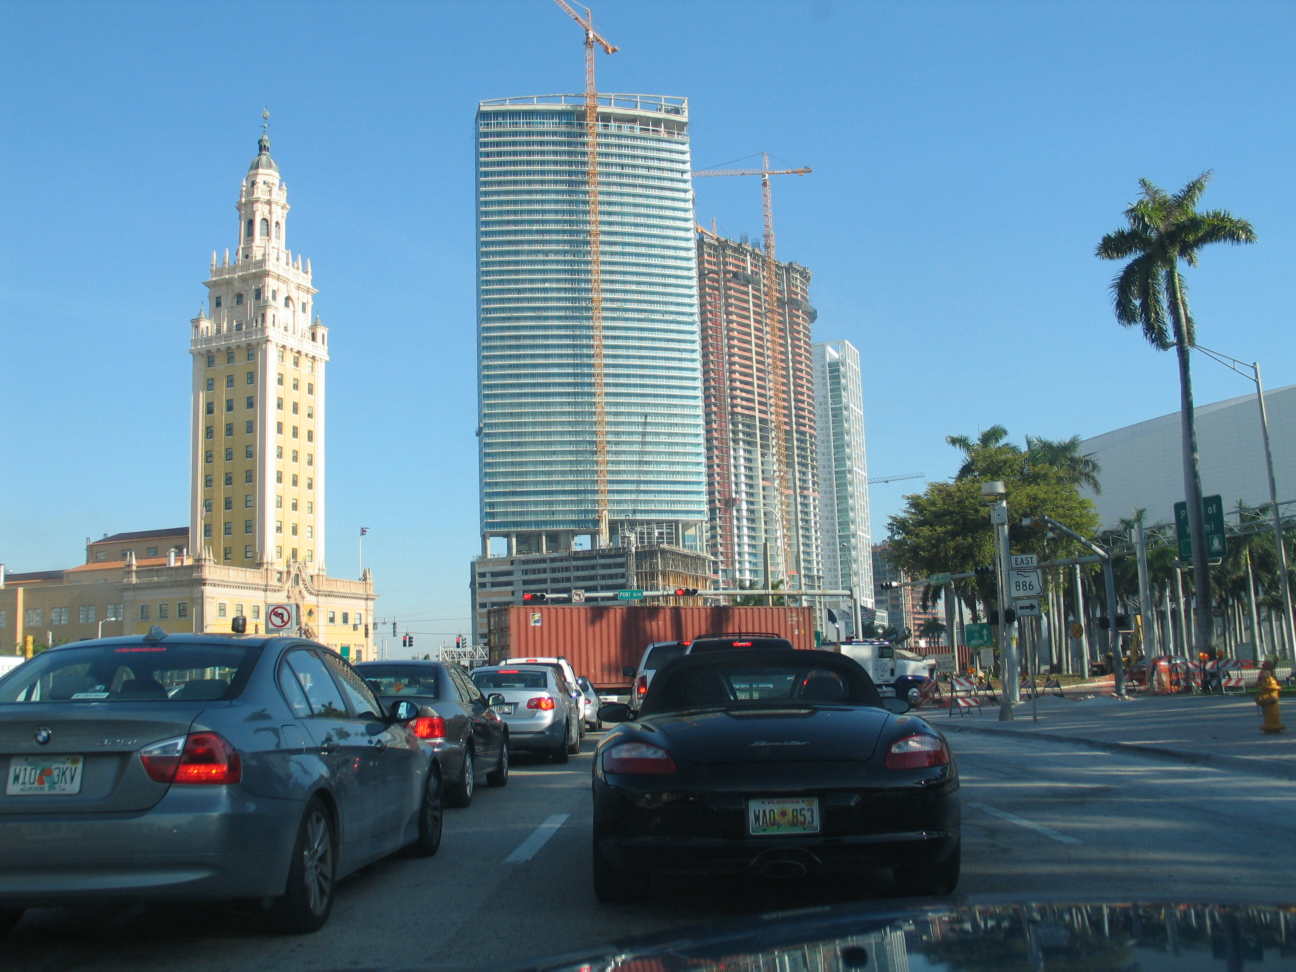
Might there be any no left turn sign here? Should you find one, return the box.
[267,603,295,632]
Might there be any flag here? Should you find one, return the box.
[360,527,369,536]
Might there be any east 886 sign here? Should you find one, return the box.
[1010,570,1042,597]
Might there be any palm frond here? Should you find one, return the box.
[1164,268,1194,346]
[1191,210,1258,248]
[1138,263,1171,348]
[1171,170,1213,213]
[1096,226,1154,261]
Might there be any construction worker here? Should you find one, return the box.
[1255,659,1285,734]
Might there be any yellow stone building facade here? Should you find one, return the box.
[0,130,375,660]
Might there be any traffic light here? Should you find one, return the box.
[673,588,698,596]
[522,592,547,602]
[974,566,995,580]
[231,616,246,634]
[879,581,901,590]
[455,635,462,649]
[392,621,397,637]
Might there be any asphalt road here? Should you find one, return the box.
[5,728,1295,970]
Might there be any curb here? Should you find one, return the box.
[942,721,1296,783]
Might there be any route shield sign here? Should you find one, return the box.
[1009,568,1043,598]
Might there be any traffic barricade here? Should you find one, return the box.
[948,676,983,716]
[1220,660,1246,694]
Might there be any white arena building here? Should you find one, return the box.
[1079,384,1295,529]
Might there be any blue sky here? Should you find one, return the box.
[2,0,1293,650]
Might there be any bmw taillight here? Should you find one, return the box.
[635,675,649,697]
[411,716,446,740]
[140,732,242,784]
[527,696,556,711]
[884,734,950,770]
[603,742,677,775]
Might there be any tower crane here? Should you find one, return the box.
[553,0,617,547]
[692,157,812,584]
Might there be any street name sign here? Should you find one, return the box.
[1174,494,1227,559]
[928,572,952,586]
[616,589,644,601]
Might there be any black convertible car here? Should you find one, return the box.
[591,649,960,902]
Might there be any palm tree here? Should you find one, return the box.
[1024,435,1103,494]
[945,426,1018,481]
[1096,172,1256,660]
[919,617,947,649]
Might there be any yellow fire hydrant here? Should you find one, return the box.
[1256,660,1286,734]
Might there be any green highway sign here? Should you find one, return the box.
[1175,494,1226,560]
[928,572,952,586]
[615,589,644,601]
[964,623,993,648]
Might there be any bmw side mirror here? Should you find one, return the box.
[881,697,912,715]
[598,702,633,723]
[391,699,419,722]
[487,693,507,708]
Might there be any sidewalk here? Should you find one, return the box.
[935,690,1296,781]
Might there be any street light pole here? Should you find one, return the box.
[1194,345,1295,661]
[982,481,1018,720]
[1033,514,1126,698]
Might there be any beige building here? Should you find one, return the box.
[0,128,374,661]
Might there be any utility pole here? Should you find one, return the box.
[1134,514,1157,684]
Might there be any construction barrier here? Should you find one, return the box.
[948,676,988,716]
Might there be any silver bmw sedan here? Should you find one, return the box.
[0,630,443,934]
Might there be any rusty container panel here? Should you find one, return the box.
[486,605,816,692]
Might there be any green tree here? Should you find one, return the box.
[1096,172,1256,659]
[887,426,1100,626]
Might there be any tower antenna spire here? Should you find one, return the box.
[261,107,271,135]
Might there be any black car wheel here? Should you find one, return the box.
[592,834,637,903]
[447,746,475,807]
[406,765,443,857]
[487,738,509,787]
[269,799,336,933]
[552,726,570,763]
[894,840,960,897]
[0,908,24,936]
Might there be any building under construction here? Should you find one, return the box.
[696,230,821,591]
[475,94,708,558]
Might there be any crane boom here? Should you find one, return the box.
[692,167,812,178]
[552,0,617,547]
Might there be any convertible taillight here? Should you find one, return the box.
[140,732,242,784]
[411,716,446,740]
[884,734,950,770]
[603,742,677,775]
[635,675,649,697]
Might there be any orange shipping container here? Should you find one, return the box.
[486,604,817,693]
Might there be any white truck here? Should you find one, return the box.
[829,639,937,703]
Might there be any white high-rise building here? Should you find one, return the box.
[189,130,328,569]
[814,341,874,629]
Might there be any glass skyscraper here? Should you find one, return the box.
[814,340,874,625]
[476,94,707,556]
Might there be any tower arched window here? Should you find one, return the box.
[260,218,269,238]
[245,219,253,241]
[235,293,244,306]
[274,221,281,240]
[285,297,293,310]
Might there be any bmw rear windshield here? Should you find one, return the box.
[355,664,441,699]
[0,641,263,703]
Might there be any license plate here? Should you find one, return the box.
[747,796,820,836]
[7,755,85,795]
[497,704,515,715]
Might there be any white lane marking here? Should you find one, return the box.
[970,802,1083,845]
[505,813,571,863]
